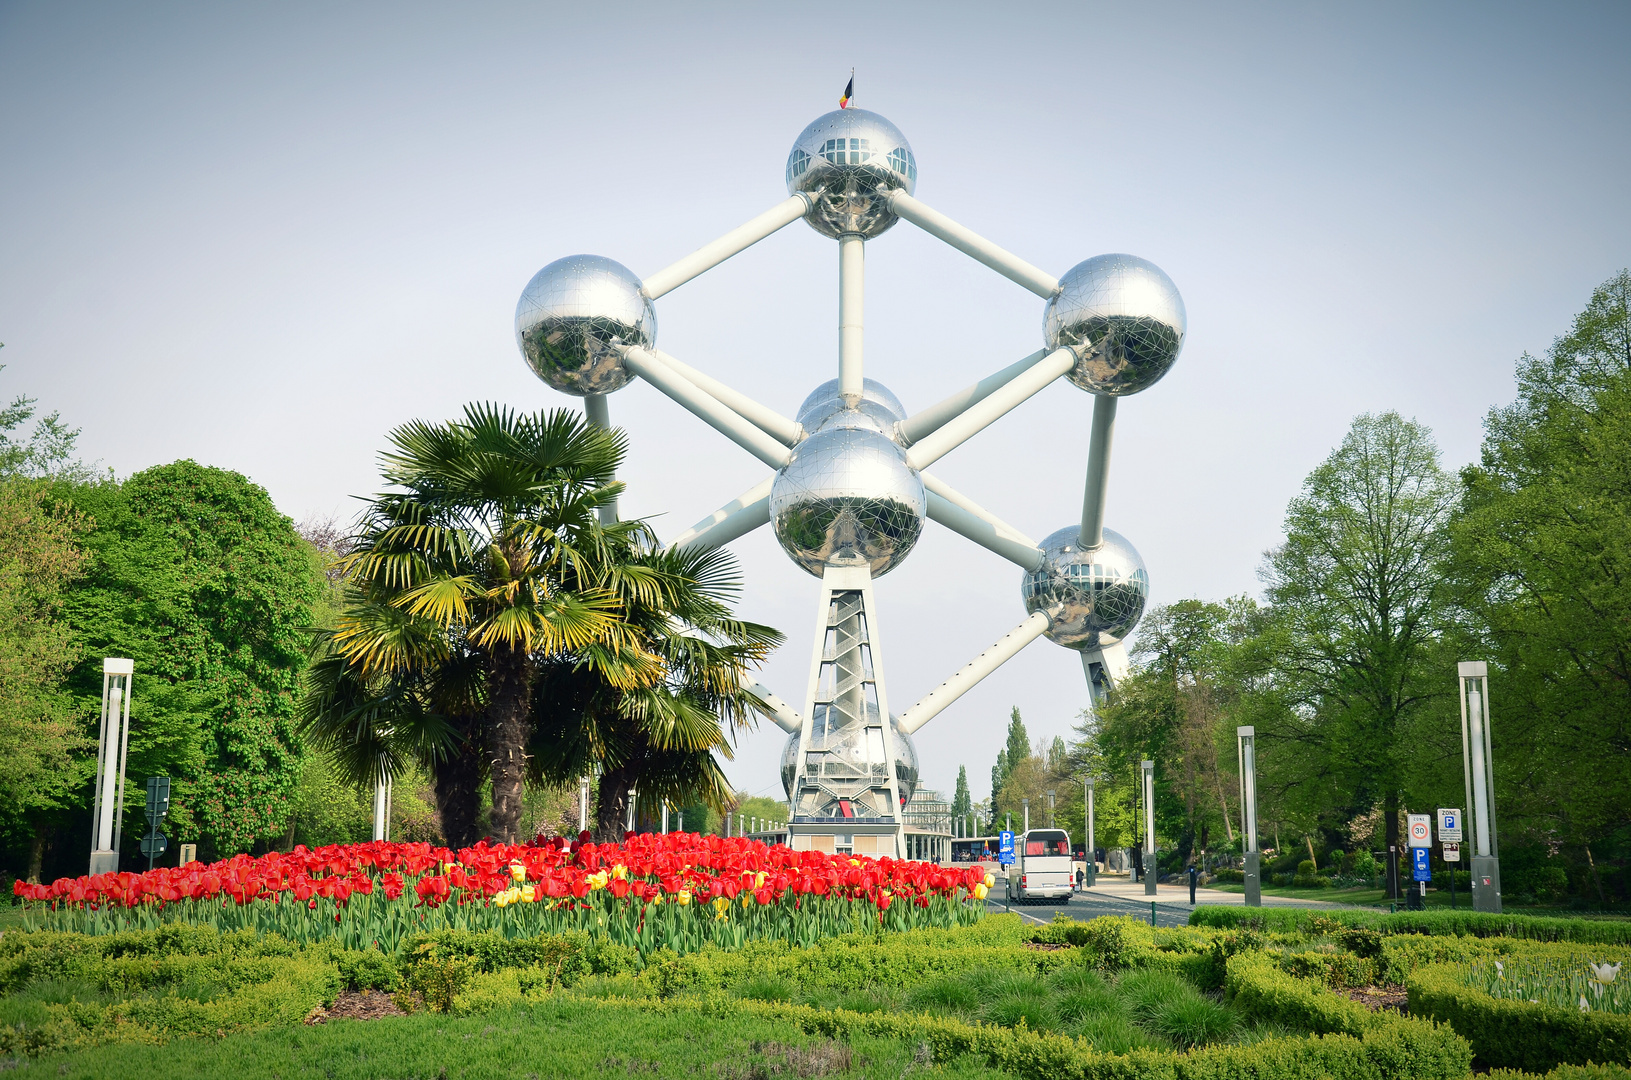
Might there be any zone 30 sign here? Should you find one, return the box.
[1407,814,1432,848]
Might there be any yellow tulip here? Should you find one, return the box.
[521,884,537,903]
[973,883,989,900]
[611,864,628,880]
[492,891,510,909]
[677,889,692,906]
[983,873,996,888]
[754,871,768,888]
[509,862,526,882]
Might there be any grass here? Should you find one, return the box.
[25,997,1006,1079]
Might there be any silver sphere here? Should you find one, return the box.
[770,424,925,577]
[780,705,920,813]
[786,109,917,240]
[1021,526,1149,649]
[514,255,655,396]
[1044,254,1186,396]
[796,377,906,438]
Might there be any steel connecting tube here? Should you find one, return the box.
[641,194,811,300]
[897,611,1052,735]
[906,347,1075,469]
[651,350,802,446]
[622,347,791,469]
[742,678,804,734]
[924,489,1044,571]
[839,234,864,404]
[899,350,1046,447]
[886,190,1059,298]
[1079,394,1117,549]
[666,476,775,553]
[583,393,620,525]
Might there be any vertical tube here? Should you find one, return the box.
[1468,687,1492,857]
[1143,760,1157,896]
[91,676,111,851]
[1022,798,1030,834]
[626,786,637,834]
[578,776,590,833]
[583,394,619,525]
[1087,779,1096,882]
[1079,395,1117,549]
[661,803,669,834]
[838,235,864,403]
[373,775,389,842]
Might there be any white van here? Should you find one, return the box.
[1005,829,1074,902]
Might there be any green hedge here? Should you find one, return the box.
[0,925,339,1058]
[1408,962,1631,1072]
[1191,906,1631,944]
[566,990,1470,1080]
[1486,1065,1631,1080]
[1224,952,1379,1036]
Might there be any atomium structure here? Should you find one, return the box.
[514,106,1185,857]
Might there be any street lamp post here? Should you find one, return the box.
[1459,662,1502,913]
[1237,726,1260,907]
[1022,797,1030,834]
[1142,760,1157,896]
[90,659,134,875]
[1046,789,1055,828]
[1084,776,1096,887]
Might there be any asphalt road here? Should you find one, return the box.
[984,890,1199,928]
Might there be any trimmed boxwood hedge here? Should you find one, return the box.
[573,991,1472,1080]
[1407,962,1631,1072]
[1190,906,1631,944]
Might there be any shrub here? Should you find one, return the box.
[1293,873,1333,889]
[1213,868,1245,884]
[1409,962,1631,1071]
[1192,906,1631,944]
[1299,860,1317,875]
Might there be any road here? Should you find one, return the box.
[983,874,1359,929]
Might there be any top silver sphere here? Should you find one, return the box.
[515,255,655,396]
[796,377,907,438]
[1021,526,1149,650]
[770,424,925,578]
[786,109,917,240]
[1044,254,1186,396]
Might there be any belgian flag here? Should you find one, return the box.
[839,73,853,109]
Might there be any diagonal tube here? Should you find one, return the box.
[742,678,803,734]
[897,611,1052,735]
[642,194,811,300]
[666,476,774,552]
[623,347,791,469]
[886,190,1059,298]
[898,350,1045,447]
[1079,394,1117,549]
[906,347,1075,469]
[926,492,1044,570]
[651,350,803,446]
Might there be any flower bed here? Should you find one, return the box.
[12,833,990,955]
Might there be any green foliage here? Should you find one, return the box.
[51,462,322,857]
[1410,961,1631,1071]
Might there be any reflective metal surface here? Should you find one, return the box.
[781,705,920,812]
[1044,254,1186,396]
[515,255,655,396]
[1021,526,1149,649]
[770,425,925,577]
[795,377,907,438]
[786,109,917,240]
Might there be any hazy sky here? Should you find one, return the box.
[3,2,1628,807]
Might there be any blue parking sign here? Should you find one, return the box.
[1412,846,1432,882]
[998,830,1015,866]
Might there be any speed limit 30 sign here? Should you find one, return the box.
[1407,814,1432,849]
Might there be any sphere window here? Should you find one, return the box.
[786,148,811,184]
[822,137,872,166]
[887,147,917,182]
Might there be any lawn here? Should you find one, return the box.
[31,997,1000,1080]
[1206,881,1560,911]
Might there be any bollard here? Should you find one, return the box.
[1150,901,1157,927]
[1188,865,1198,905]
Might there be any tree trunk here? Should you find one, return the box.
[594,763,638,843]
[434,715,485,849]
[1383,791,1401,899]
[486,642,534,844]
[26,821,49,884]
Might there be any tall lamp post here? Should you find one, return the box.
[1084,776,1096,887]
[371,771,393,842]
[1045,789,1055,828]
[1458,662,1502,912]
[1142,759,1157,896]
[90,659,134,875]
[1237,726,1260,907]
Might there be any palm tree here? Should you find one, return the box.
[300,403,778,845]
[529,540,782,840]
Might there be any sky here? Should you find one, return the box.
[2,2,1628,808]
